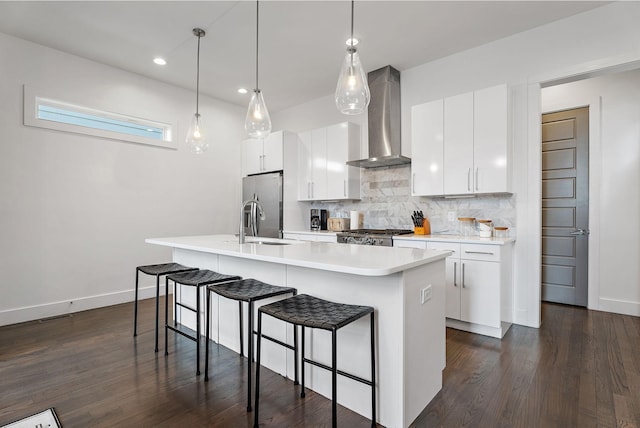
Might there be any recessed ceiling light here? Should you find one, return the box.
[153,57,167,66]
[345,38,359,47]
[237,88,248,94]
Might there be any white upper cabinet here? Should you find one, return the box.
[242,130,285,176]
[411,84,510,196]
[473,84,509,193]
[444,92,474,195]
[411,99,444,196]
[298,122,360,201]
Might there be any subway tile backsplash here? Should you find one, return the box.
[310,165,516,236]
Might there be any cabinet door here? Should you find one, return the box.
[460,260,501,328]
[326,123,349,199]
[262,130,284,173]
[411,99,444,196]
[297,131,313,200]
[310,128,328,200]
[444,92,474,195]
[446,257,461,320]
[242,138,264,176]
[473,84,508,193]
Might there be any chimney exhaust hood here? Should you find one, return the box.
[347,65,410,168]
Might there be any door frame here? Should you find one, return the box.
[524,55,640,326]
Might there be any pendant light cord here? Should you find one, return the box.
[196,33,201,115]
[255,0,260,90]
[349,0,355,68]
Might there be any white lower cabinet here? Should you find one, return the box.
[394,238,513,338]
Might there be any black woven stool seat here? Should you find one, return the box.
[258,294,374,331]
[208,279,296,302]
[137,262,196,276]
[167,269,240,286]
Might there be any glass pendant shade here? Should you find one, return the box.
[245,89,271,139]
[186,113,208,154]
[335,46,370,115]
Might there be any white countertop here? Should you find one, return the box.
[146,234,449,276]
[393,233,515,245]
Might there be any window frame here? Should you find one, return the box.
[23,85,177,149]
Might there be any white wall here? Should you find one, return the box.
[274,1,640,326]
[0,32,245,326]
[542,69,640,315]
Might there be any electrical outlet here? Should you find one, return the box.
[448,211,457,222]
[420,285,433,304]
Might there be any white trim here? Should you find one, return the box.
[525,55,640,327]
[23,85,177,149]
[598,298,640,317]
[541,96,602,312]
[0,285,166,327]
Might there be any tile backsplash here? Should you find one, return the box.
[310,165,516,236]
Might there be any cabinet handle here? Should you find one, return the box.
[453,261,457,287]
[344,179,347,197]
[467,168,471,192]
[311,182,314,198]
[475,167,479,191]
[464,250,495,255]
[462,263,466,288]
[307,182,311,199]
[412,173,416,194]
[260,155,263,171]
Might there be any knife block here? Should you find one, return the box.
[414,218,431,235]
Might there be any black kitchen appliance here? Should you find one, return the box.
[310,209,320,231]
[320,209,328,230]
[336,228,413,247]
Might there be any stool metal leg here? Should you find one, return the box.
[332,329,338,428]
[133,268,140,337]
[293,323,299,385]
[370,312,376,427]
[164,277,170,356]
[300,326,306,398]
[205,287,211,382]
[174,281,179,327]
[239,300,244,357]
[196,285,201,376]
[246,301,254,412]
[154,274,161,352]
[253,311,263,428]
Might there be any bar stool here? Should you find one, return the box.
[133,263,198,352]
[253,294,376,428]
[164,269,241,376]
[205,278,297,412]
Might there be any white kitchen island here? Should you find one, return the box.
[146,234,449,428]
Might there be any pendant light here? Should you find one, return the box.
[245,0,272,138]
[186,28,209,154]
[335,0,370,115]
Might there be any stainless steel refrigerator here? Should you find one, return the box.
[242,171,283,238]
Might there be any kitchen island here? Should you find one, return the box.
[146,234,449,428]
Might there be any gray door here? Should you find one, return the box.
[541,107,589,306]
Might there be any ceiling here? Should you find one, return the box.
[0,1,608,113]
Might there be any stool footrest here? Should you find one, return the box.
[175,301,197,313]
[166,325,198,343]
[260,332,296,352]
[302,356,373,387]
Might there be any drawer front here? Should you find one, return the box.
[427,241,461,258]
[461,243,501,262]
[394,239,428,249]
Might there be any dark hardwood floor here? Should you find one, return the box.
[1,300,639,427]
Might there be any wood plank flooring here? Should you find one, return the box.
[412,303,640,428]
[1,300,639,427]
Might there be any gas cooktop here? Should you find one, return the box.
[338,229,413,236]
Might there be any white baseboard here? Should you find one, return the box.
[598,297,640,317]
[446,318,512,339]
[0,285,168,327]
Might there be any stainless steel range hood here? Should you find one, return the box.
[347,65,411,168]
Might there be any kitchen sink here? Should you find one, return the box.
[250,241,291,246]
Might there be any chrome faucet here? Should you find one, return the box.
[239,198,265,244]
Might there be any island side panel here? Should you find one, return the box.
[285,265,405,428]
[402,259,446,426]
